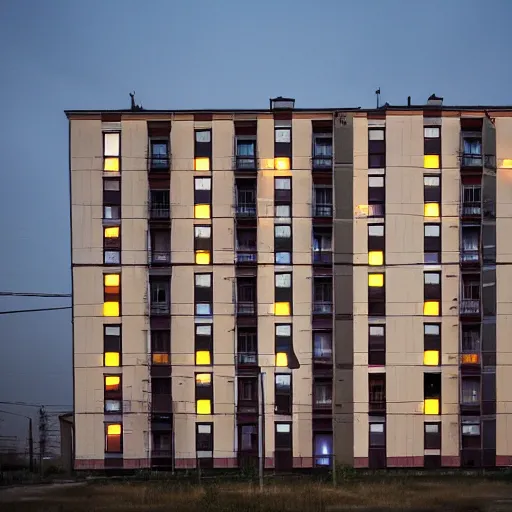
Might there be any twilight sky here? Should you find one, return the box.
[0,0,511,446]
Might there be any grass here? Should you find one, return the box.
[1,477,512,511]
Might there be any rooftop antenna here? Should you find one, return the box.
[130,91,136,110]
[375,88,381,108]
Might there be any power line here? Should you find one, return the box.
[0,292,71,298]
[0,306,71,315]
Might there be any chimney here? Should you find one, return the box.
[407,96,411,107]
[427,94,443,106]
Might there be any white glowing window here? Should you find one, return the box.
[194,226,211,238]
[369,176,384,187]
[275,225,291,238]
[195,130,211,143]
[424,273,440,285]
[195,178,211,190]
[275,273,291,288]
[424,324,440,336]
[195,274,212,288]
[105,326,120,336]
[275,129,290,143]
[197,424,212,434]
[368,129,385,140]
[276,325,291,337]
[196,325,212,336]
[276,423,291,433]
[104,132,120,156]
[424,127,440,138]
[424,176,440,187]
[424,225,440,237]
[369,326,384,337]
[275,178,291,190]
[368,225,384,237]
[370,423,384,433]
[425,424,439,434]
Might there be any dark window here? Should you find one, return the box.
[104,374,122,413]
[424,224,441,264]
[151,330,170,365]
[103,177,121,204]
[236,228,257,263]
[312,135,333,169]
[194,273,213,316]
[461,325,480,364]
[194,225,212,255]
[462,185,482,215]
[369,374,386,413]
[275,225,292,264]
[424,323,441,352]
[369,422,385,447]
[236,138,256,168]
[237,277,256,315]
[462,137,482,167]
[151,230,170,264]
[313,187,333,217]
[194,129,212,161]
[150,279,170,315]
[275,374,292,415]
[368,325,385,366]
[313,229,332,264]
[424,175,441,205]
[424,422,441,450]
[275,423,292,450]
[103,205,121,222]
[274,177,292,204]
[150,190,170,219]
[368,224,385,252]
[424,271,441,301]
[104,325,122,368]
[194,177,212,208]
[368,273,385,316]
[368,128,385,168]
[239,424,258,451]
[238,377,258,402]
[313,331,332,362]
[424,373,441,413]
[461,377,480,405]
[237,328,257,365]
[275,273,292,313]
[313,277,332,314]
[236,181,257,216]
[313,380,332,409]
[196,423,213,458]
[195,324,212,366]
[275,324,292,367]
[150,140,169,170]
[424,126,441,161]
[368,176,385,202]
[274,123,292,159]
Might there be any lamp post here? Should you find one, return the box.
[0,409,34,472]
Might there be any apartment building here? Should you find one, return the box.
[67,95,512,471]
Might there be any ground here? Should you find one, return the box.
[1,477,512,511]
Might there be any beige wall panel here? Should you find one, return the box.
[353,315,369,367]
[353,412,369,458]
[353,266,368,317]
[213,120,234,172]
[441,317,459,366]
[172,219,194,265]
[170,266,194,318]
[214,372,235,416]
[441,264,459,317]
[353,218,368,266]
[212,170,234,220]
[173,410,196,460]
[121,266,147,318]
[258,315,275,370]
[214,415,235,459]
[214,315,236,367]
[441,118,461,218]
[386,315,421,367]
[70,119,102,166]
[73,267,103,319]
[123,363,149,414]
[386,365,422,417]
[123,414,149,459]
[213,265,235,317]
[353,117,369,172]
[171,170,194,220]
[257,118,274,162]
[171,120,194,171]
[213,217,234,264]
[170,314,194,366]
[257,216,274,265]
[386,267,422,318]
[496,118,512,220]
[292,118,312,171]
[257,264,275,320]
[75,367,105,414]
[353,365,368,415]
[441,367,459,416]
[75,413,104,459]
[441,415,459,457]
[387,413,424,458]
[292,264,312,319]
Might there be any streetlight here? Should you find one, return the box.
[0,409,34,472]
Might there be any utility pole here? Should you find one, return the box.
[28,417,34,473]
[38,407,47,478]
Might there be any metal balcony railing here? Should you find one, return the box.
[313,301,333,314]
[460,299,480,316]
[462,154,483,167]
[237,301,256,315]
[235,156,257,170]
[236,352,258,365]
[313,349,333,363]
[312,155,333,170]
[460,250,480,264]
[460,202,482,217]
[313,204,333,217]
[150,156,170,171]
[151,251,171,264]
[312,251,332,264]
[235,203,257,217]
[150,204,170,219]
[150,302,170,315]
[236,251,257,263]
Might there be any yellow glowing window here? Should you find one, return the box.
[368,274,384,287]
[196,373,212,385]
[274,302,291,316]
[424,398,439,415]
[104,227,119,238]
[461,353,479,364]
[152,353,169,364]
[368,251,383,266]
[423,350,439,366]
[196,399,211,415]
[107,424,122,436]
[104,157,120,172]
[502,159,512,168]
[103,301,120,317]
[104,352,120,367]
[196,351,211,365]
[194,204,211,219]
[274,157,291,171]
[104,274,120,287]
[194,157,210,171]
[423,301,439,316]
[424,155,440,169]
[424,203,440,217]
[195,250,211,265]
[275,352,288,367]
[105,376,120,390]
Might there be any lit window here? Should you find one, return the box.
[195,250,211,265]
[104,274,120,288]
[276,352,288,367]
[104,227,119,238]
[194,204,211,219]
[194,157,210,171]
[461,353,479,364]
[368,251,383,266]
[502,159,512,169]
[152,353,169,364]
[424,398,439,415]
[105,376,120,391]
[368,273,384,287]
[274,302,291,316]
[274,157,291,171]
[424,350,439,366]
[196,351,211,365]
[104,352,120,367]
[424,203,440,217]
[107,424,121,436]
[104,158,119,171]
[104,132,120,172]
[424,155,439,169]
[424,301,440,316]
[103,302,119,317]
[196,373,211,385]
[196,399,211,415]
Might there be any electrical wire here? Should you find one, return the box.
[0,306,71,315]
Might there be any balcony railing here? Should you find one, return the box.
[462,154,483,167]
[460,250,480,264]
[236,250,257,263]
[313,349,333,364]
[312,250,332,264]
[369,399,386,413]
[313,398,332,409]
[235,203,257,217]
[150,156,170,171]
[236,352,258,365]
[151,302,170,315]
[151,449,172,458]
[313,301,333,314]
[237,301,256,315]
[235,156,257,171]
[312,156,333,170]
[460,299,480,316]
[151,251,171,265]
[313,204,333,217]
[150,204,170,219]
[460,202,482,217]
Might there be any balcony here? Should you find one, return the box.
[151,302,170,316]
[235,203,257,218]
[460,299,480,316]
[368,396,386,414]
[312,155,333,171]
[150,156,170,171]
[237,352,258,366]
[150,203,170,220]
[237,301,256,316]
[313,203,333,218]
[313,250,332,265]
[151,250,171,265]
[236,249,257,263]
[461,153,483,168]
[460,202,482,218]
[460,250,480,265]
[235,155,257,171]
[313,301,333,315]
